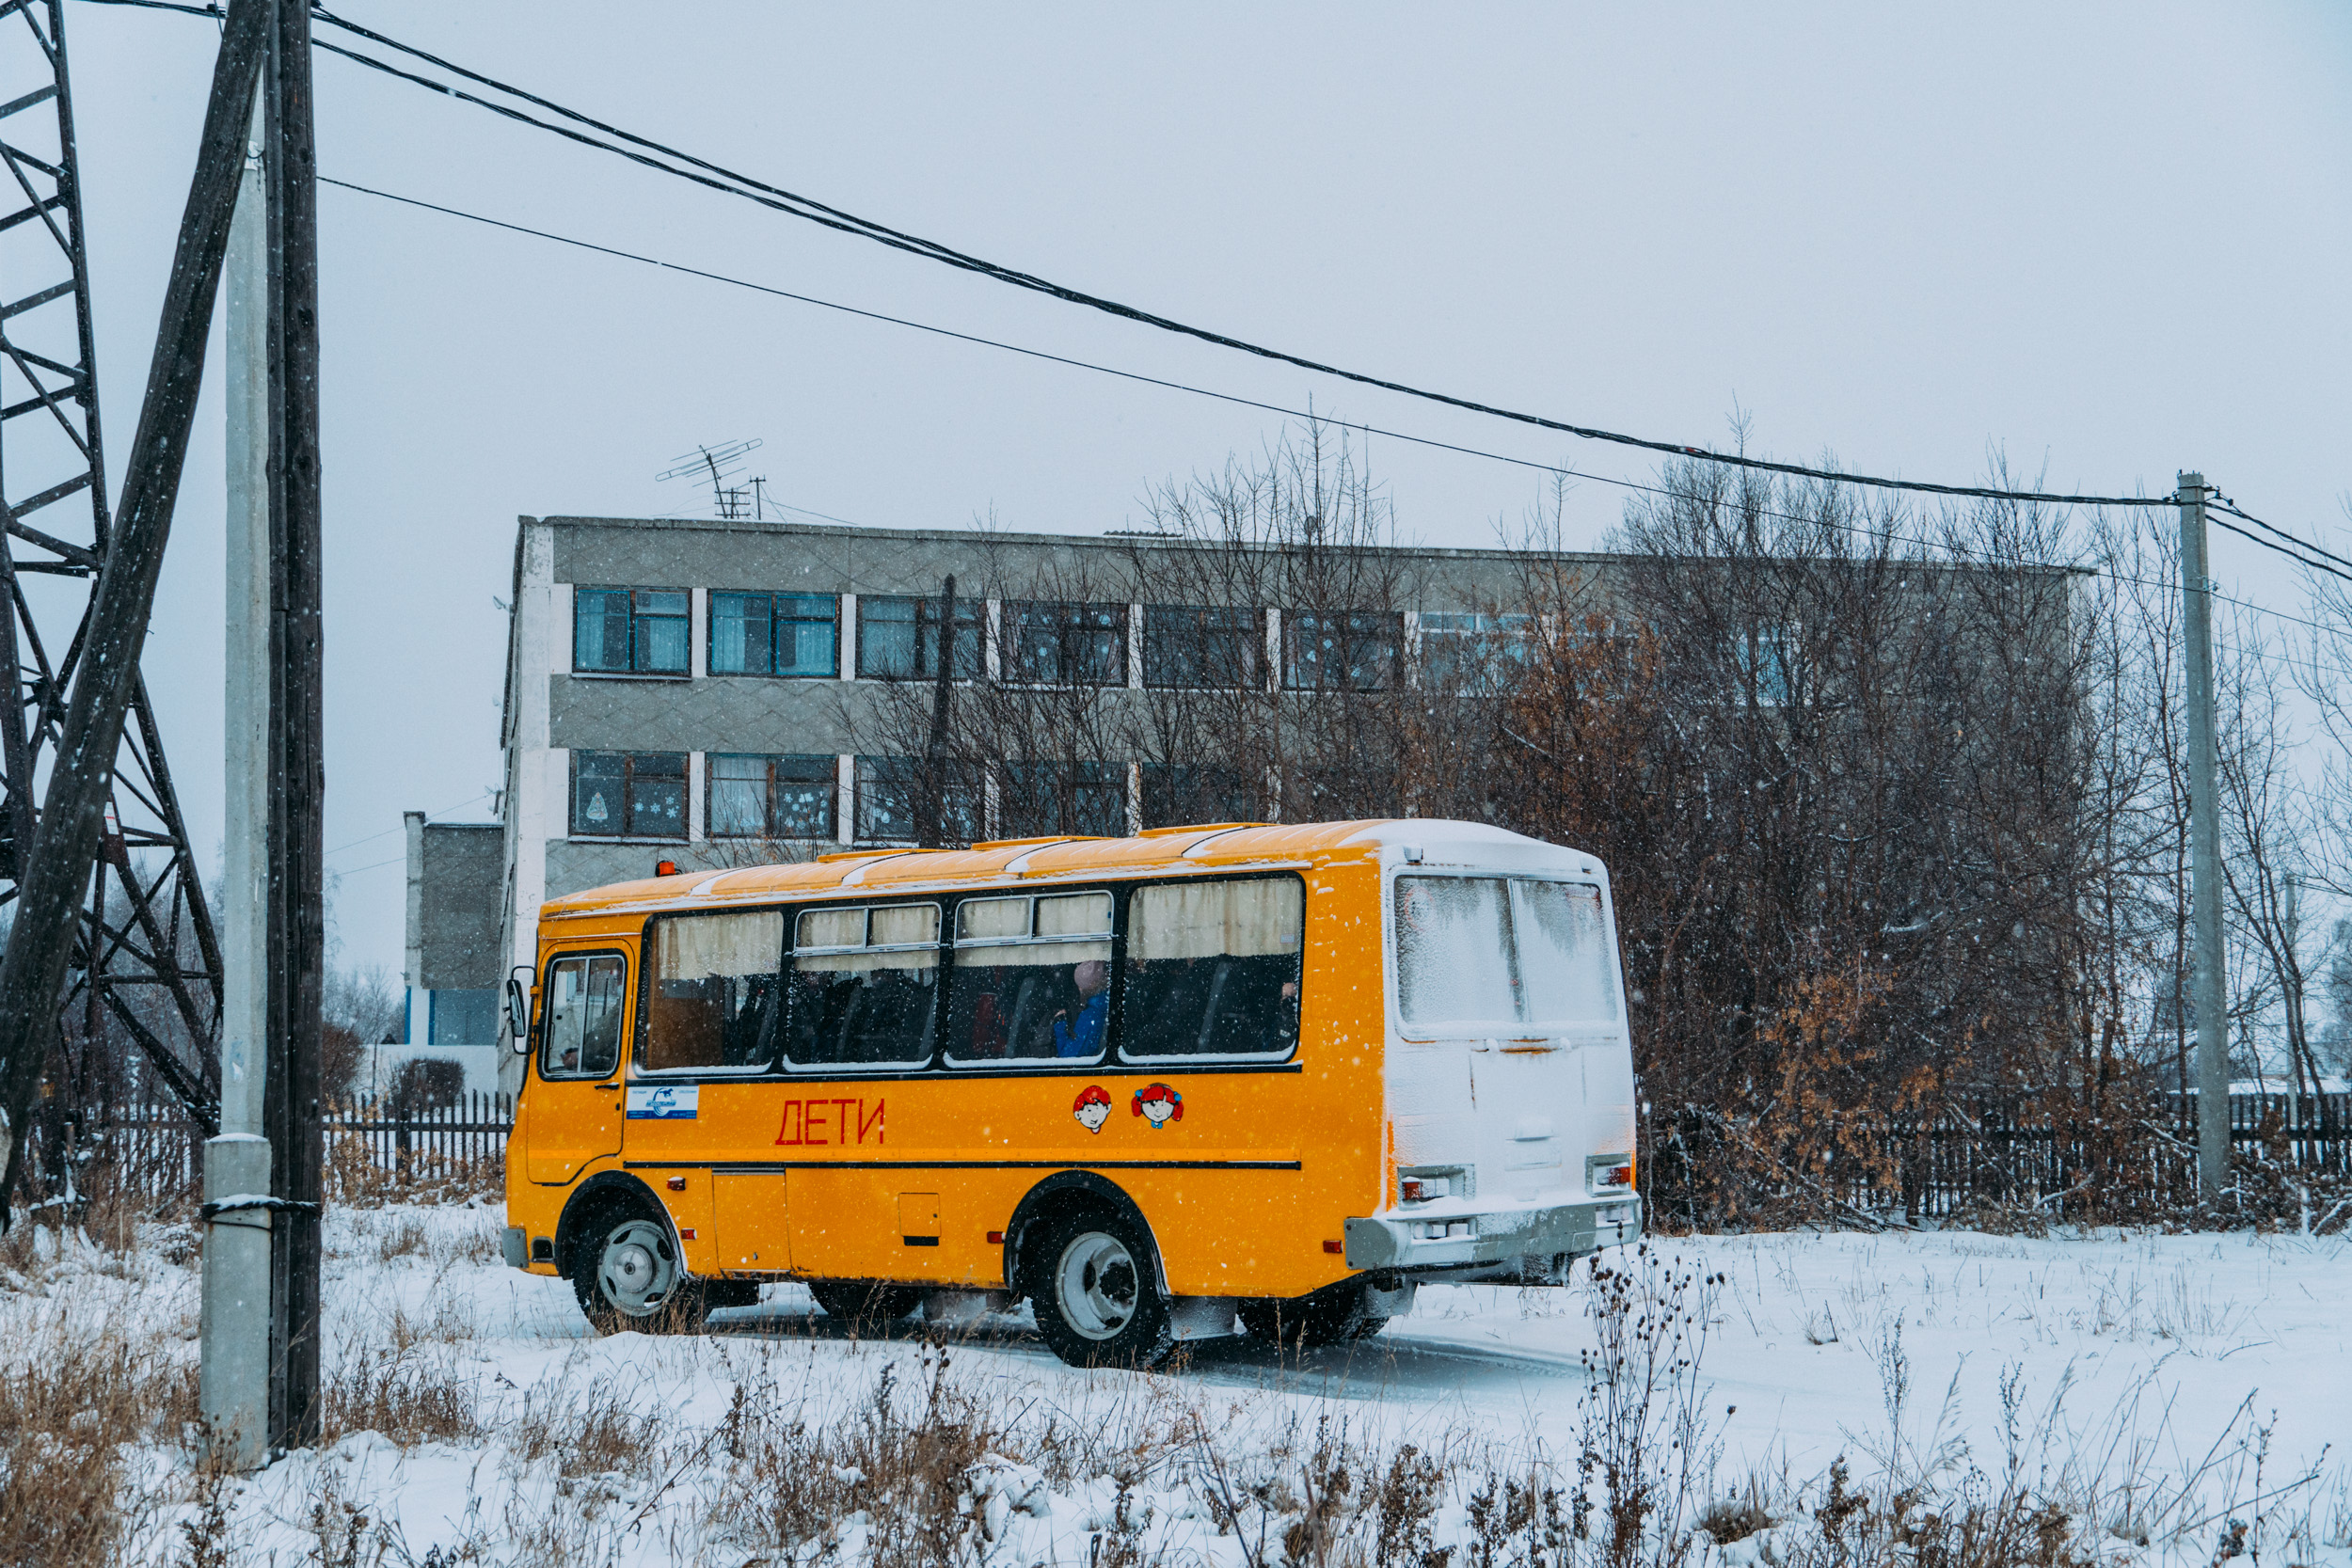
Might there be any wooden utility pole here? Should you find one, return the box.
[2178,471,2230,1200]
[262,0,326,1449]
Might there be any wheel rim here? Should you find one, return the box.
[596,1218,676,1317]
[1055,1230,1139,1340]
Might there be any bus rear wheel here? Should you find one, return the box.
[808,1279,923,1332]
[1238,1280,1393,1350]
[1025,1207,1174,1370]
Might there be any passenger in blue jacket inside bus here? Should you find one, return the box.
[1054,959,1110,1057]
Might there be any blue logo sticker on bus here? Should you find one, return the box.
[627,1085,699,1120]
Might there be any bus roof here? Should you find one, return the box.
[540,819,1600,921]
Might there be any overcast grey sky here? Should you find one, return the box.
[56,2,2352,976]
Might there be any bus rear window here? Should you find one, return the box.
[638,911,785,1072]
[786,903,939,1069]
[1393,876,1617,1030]
[1122,877,1303,1059]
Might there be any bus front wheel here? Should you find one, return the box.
[568,1205,719,1335]
[1024,1206,1175,1370]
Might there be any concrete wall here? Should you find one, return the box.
[414,823,505,990]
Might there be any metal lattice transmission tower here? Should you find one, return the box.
[0,0,222,1132]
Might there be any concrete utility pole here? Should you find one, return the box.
[2178,471,2230,1199]
[199,93,273,1472]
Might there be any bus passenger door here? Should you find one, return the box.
[525,951,628,1184]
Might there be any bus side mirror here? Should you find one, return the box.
[506,970,532,1053]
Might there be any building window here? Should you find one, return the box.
[855,594,983,681]
[1417,611,1533,693]
[1284,610,1400,691]
[573,587,689,675]
[1734,624,1802,706]
[708,752,838,839]
[1006,601,1126,686]
[709,592,837,677]
[571,751,687,839]
[427,989,499,1045]
[856,755,986,844]
[1144,605,1261,689]
[999,761,1126,839]
[1141,764,1258,828]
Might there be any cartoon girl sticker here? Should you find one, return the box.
[1073,1085,1113,1134]
[1132,1083,1184,1128]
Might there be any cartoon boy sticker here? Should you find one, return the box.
[1073,1085,1113,1135]
[1132,1082,1184,1128]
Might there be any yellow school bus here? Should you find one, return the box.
[499,819,1642,1367]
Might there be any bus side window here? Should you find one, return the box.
[945,892,1113,1067]
[639,911,787,1072]
[542,954,627,1078]
[1121,878,1303,1060]
[785,903,940,1068]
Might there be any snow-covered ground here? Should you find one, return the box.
[2,1208,2344,1565]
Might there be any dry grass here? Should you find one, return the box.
[0,1314,196,1567]
[322,1343,482,1448]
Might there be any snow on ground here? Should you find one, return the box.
[3,1208,2345,1565]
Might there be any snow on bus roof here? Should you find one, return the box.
[536,818,1598,918]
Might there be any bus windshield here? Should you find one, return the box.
[1392,876,1618,1030]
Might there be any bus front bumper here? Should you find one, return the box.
[1343,1194,1642,1275]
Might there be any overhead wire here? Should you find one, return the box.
[2207,496,2352,578]
[313,175,2351,644]
[289,6,2187,512]
[84,1,2352,632]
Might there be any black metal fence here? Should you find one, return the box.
[28,1086,2350,1222]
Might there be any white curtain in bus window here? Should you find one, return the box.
[1123,878,1304,1058]
[640,911,787,1071]
[786,903,939,1067]
[1512,881,1620,1022]
[541,954,628,1077]
[946,892,1113,1064]
[1393,877,1520,1029]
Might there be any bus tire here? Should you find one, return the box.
[1024,1204,1174,1370]
[566,1196,712,1335]
[808,1279,922,1331]
[1238,1280,1391,1350]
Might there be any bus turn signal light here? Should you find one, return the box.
[656,860,678,877]
[1323,1240,1343,1254]
[987,1230,1005,1245]
[666,1176,687,1191]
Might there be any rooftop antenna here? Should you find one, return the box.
[656,438,763,519]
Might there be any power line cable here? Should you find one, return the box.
[2207,496,2352,577]
[283,7,2185,511]
[113,0,2352,559]
[322,788,493,858]
[104,0,2347,560]
[315,175,2351,644]
[2204,514,2352,589]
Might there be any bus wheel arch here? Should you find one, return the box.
[1004,1172,1176,1370]
[557,1171,742,1333]
[1002,1171,1168,1302]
